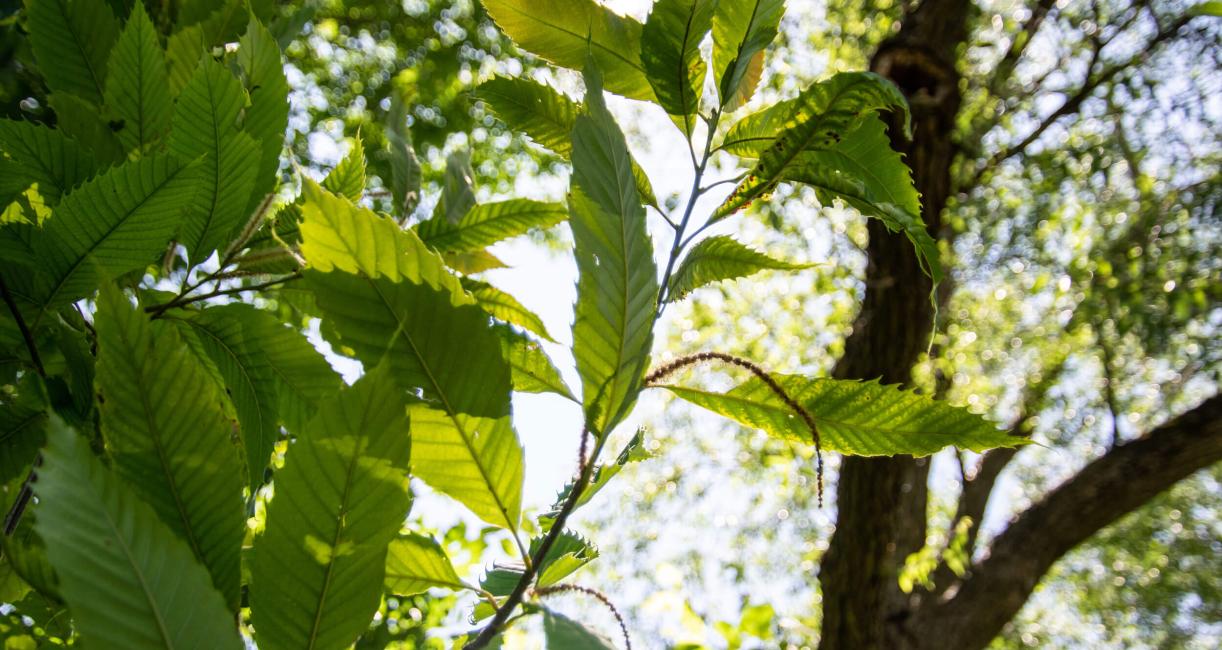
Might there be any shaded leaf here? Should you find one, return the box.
[713,72,909,221]
[250,366,411,650]
[104,2,173,153]
[544,609,617,649]
[476,76,659,208]
[25,0,119,106]
[540,429,648,529]
[95,286,245,607]
[0,120,99,203]
[27,153,204,310]
[169,56,259,261]
[495,324,576,401]
[464,277,555,342]
[33,418,242,650]
[237,18,289,216]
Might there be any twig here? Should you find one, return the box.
[145,272,303,318]
[1,273,45,536]
[464,427,602,648]
[0,275,45,378]
[535,583,633,650]
[644,351,824,505]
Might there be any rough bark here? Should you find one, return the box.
[911,395,1222,650]
[816,1,970,648]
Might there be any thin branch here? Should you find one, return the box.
[463,427,603,649]
[644,351,824,505]
[0,274,45,378]
[145,272,303,318]
[914,394,1222,649]
[656,109,722,312]
[536,583,633,650]
[964,12,1196,191]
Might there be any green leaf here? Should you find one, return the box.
[432,150,477,225]
[0,120,99,203]
[784,115,939,282]
[28,153,204,310]
[495,324,576,400]
[712,0,785,110]
[641,0,715,129]
[662,375,1021,456]
[408,406,524,531]
[720,97,796,157]
[482,531,597,596]
[443,248,508,275]
[299,178,468,299]
[464,278,556,342]
[299,181,524,530]
[171,306,280,485]
[249,366,412,650]
[481,0,654,101]
[544,609,617,649]
[476,77,660,208]
[0,375,47,487]
[169,56,260,262]
[165,25,207,97]
[667,235,816,302]
[540,429,648,529]
[322,135,367,201]
[713,72,910,221]
[228,305,340,435]
[417,200,568,254]
[1190,1,1222,16]
[48,92,124,164]
[237,17,289,216]
[32,418,242,650]
[384,533,469,596]
[25,0,119,106]
[104,2,173,153]
[385,96,423,218]
[94,286,246,607]
[570,65,659,434]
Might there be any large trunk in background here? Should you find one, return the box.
[817,1,970,648]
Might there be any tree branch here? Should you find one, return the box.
[913,394,1222,650]
[964,12,1196,191]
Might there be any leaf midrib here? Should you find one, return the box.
[120,322,207,566]
[307,421,369,649]
[496,1,643,77]
[367,277,517,530]
[40,161,188,312]
[666,385,988,440]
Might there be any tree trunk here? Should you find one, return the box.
[817,1,970,648]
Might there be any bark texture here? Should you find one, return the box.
[816,2,1221,649]
[817,0,969,648]
[913,395,1222,649]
